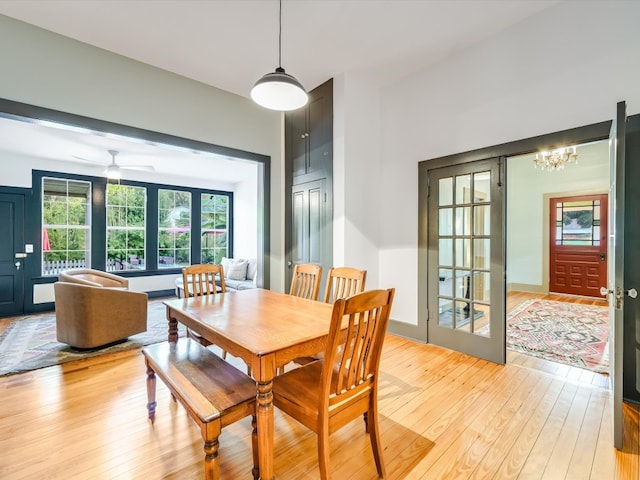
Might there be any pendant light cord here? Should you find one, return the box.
[278,0,282,68]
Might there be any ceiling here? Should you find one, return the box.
[0,1,559,181]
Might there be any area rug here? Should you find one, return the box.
[0,299,185,377]
[507,299,609,373]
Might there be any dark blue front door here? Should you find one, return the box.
[0,193,25,316]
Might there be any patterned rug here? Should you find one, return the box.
[0,299,185,377]
[507,299,609,373]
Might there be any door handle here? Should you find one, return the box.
[287,261,293,269]
[626,288,638,299]
[600,252,606,261]
[15,261,21,270]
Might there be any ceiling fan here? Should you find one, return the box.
[73,149,155,179]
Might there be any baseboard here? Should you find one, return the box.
[507,283,547,294]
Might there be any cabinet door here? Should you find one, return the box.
[289,180,326,289]
[286,107,307,178]
[307,88,332,177]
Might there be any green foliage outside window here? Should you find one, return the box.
[42,178,91,274]
[201,193,229,264]
[106,184,147,270]
[158,189,191,268]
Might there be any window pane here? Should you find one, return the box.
[439,177,453,206]
[439,208,453,236]
[41,177,91,276]
[158,189,191,269]
[474,205,490,235]
[201,193,229,264]
[455,174,471,204]
[439,239,453,266]
[106,184,146,271]
[473,171,491,202]
[455,207,471,235]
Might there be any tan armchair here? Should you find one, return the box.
[54,269,147,349]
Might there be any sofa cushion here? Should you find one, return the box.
[223,258,249,281]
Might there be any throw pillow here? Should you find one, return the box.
[226,258,249,281]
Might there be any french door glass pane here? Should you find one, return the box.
[439,239,453,266]
[455,239,471,267]
[439,208,453,235]
[473,171,491,202]
[474,205,490,235]
[439,177,453,206]
[455,174,471,204]
[473,239,490,269]
[455,207,471,235]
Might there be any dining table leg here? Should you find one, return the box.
[167,310,179,343]
[256,358,276,480]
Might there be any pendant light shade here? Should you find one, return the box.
[251,67,308,111]
[251,0,308,111]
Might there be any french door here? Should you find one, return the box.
[427,158,505,364]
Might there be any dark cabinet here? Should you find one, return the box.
[286,79,333,181]
[284,79,333,292]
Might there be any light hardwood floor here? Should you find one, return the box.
[0,293,638,479]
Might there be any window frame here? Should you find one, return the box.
[33,170,233,278]
[41,176,92,276]
[106,183,148,272]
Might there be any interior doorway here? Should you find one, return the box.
[506,140,610,374]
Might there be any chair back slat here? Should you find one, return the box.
[182,264,227,298]
[289,263,323,300]
[323,267,367,303]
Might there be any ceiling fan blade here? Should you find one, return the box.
[72,155,105,165]
[121,165,155,172]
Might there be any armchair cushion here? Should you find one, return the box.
[58,268,128,290]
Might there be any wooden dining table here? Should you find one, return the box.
[163,288,334,480]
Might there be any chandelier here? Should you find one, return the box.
[533,146,578,172]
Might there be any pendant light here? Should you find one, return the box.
[251,0,308,111]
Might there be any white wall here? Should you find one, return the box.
[0,15,284,297]
[333,73,381,287]
[507,141,609,291]
[378,1,640,327]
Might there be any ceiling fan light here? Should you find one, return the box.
[106,163,121,179]
[251,67,308,111]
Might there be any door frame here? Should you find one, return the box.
[407,121,612,344]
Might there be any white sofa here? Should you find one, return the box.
[174,258,257,297]
[220,257,258,291]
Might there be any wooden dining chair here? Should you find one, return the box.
[323,266,367,303]
[289,263,323,300]
[273,288,395,479]
[182,264,226,355]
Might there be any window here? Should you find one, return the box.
[201,193,229,264]
[106,184,147,271]
[42,178,91,276]
[158,189,191,268]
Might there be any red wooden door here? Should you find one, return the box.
[549,194,607,297]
